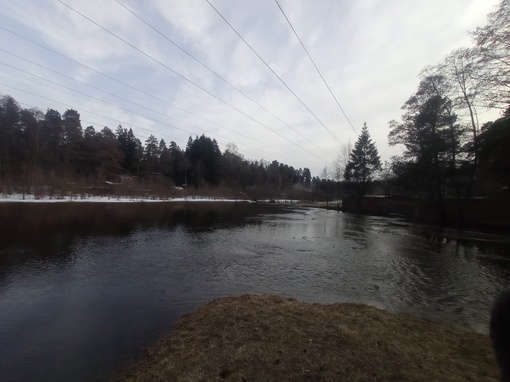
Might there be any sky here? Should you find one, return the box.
[0,0,501,177]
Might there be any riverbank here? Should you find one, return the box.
[342,195,510,229]
[0,194,245,203]
[117,294,498,382]
[0,193,299,204]
[0,192,306,205]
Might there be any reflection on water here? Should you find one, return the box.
[0,202,509,382]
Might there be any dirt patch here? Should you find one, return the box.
[117,294,498,382]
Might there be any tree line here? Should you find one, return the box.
[318,0,510,223]
[385,0,510,222]
[0,95,313,199]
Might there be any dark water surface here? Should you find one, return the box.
[0,202,509,381]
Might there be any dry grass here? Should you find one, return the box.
[117,294,498,382]
[295,201,340,210]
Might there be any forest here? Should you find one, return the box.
[327,0,510,224]
[0,98,315,200]
[380,0,510,223]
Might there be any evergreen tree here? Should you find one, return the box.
[97,127,123,179]
[78,126,99,177]
[0,96,21,181]
[388,75,465,221]
[185,135,222,187]
[477,113,510,191]
[143,134,159,175]
[61,109,83,178]
[0,94,318,198]
[159,139,172,177]
[19,108,40,184]
[302,167,311,188]
[344,123,381,202]
[168,141,186,186]
[117,126,142,175]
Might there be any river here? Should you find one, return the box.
[0,201,509,381]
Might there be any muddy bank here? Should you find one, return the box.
[117,294,498,382]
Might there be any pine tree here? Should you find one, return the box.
[344,123,381,201]
[116,126,142,175]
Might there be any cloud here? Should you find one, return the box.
[154,0,215,41]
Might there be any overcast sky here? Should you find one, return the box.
[0,0,500,177]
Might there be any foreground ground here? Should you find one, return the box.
[117,294,498,382]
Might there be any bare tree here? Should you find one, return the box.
[331,141,352,182]
[330,142,351,208]
[320,165,330,180]
[471,0,510,109]
[378,161,395,197]
[437,48,481,143]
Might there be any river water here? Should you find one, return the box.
[0,201,509,381]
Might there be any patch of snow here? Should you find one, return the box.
[0,194,260,204]
[257,199,298,203]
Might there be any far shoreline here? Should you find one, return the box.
[3,194,508,232]
[0,193,299,204]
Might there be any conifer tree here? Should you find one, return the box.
[344,123,381,202]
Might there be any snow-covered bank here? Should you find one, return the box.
[0,194,244,203]
[0,194,297,204]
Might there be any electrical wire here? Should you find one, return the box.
[18,98,271,163]
[0,26,168,104]
[0,82,189,138]
[274,0,357,135]
[113,0,335,159]
[205,0,343,145]
[0,26,326,166]
[0,45,284,152]
[0,54,285,154]
[6,83,275,162]
[0,80,318,168]
[56,0,327,164]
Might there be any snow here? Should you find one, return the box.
[0,194,256,203]
[0,193,299,204]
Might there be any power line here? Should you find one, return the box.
[0,64,191,135]
[0,82,191,138]
[0,27,325,166]
[113,0,334,159]
[4,83,278,163]
[274,0,357,135]
[0,50,161,115]
[18,98,277,164]
[55,1,326,164]
[11,103,309,170]
[0,24,260,142]
[0,43,275,151]
[10,89,185,147]
[0,77,319,168]
[0,26,168,105]
[0,73,290,164]
[205,0,343,145]
[0,52,284,154]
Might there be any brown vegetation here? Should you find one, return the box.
[117,294,498,382]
